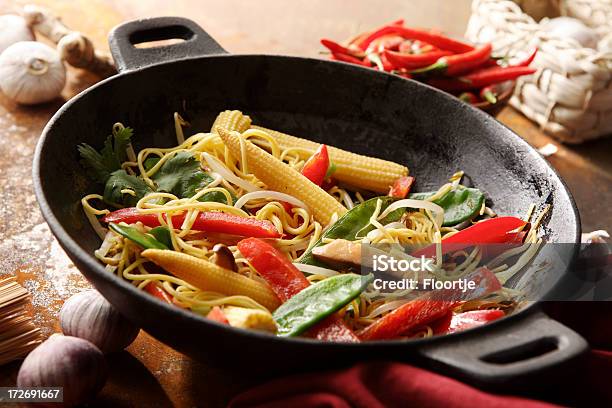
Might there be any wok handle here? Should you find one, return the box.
[419,311,587,388]
[108,17,227,72]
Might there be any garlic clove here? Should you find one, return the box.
[60,289,140,354]
[17,335,107,408]
[0,41,66,105]
[0,15,35,54]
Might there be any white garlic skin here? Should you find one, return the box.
[60,289,140,353]
[543,17,599,49]
[17,334,107,408]
[0,41,66,105]
[0,15,35,54]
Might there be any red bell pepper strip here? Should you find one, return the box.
[144,282,173,304]
[359,25,474,54]
[413,43,492,76]
[388,176,415,198]
[330,52,371,67]
[301,144,330,186]
[237,238,359,342]
[412,216,527,259]
[358,267,501,340]
[102,208,282,238]
[446,309,505,333]
[207,306,229,325]
[320,39,365,58]
[384,49,452,69]
[427,66,536,91]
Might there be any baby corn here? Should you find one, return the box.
[252,125,408,193]
[141,249,280,311]
[223,306,277,333]
[217,127,347,225]
[211,110,252,133]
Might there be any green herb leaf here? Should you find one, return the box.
[150,226,173,248]
[410,185,485,226]
[300,196,402,266]
[78,127,134,184]
[153,152,212,196]
[151,151,235,204]
[273,273,373,336]
[104,169,153,207]
[143,156,160,171]
[109,223,168,250]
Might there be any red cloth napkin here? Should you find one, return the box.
[230,302,612,408]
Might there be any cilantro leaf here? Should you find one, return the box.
[152,152,213,196]
[152,151,235,204]
[104,169,153,207]
[78,127,134,184]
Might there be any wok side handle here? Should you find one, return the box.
[418,311,587,388]
[108,17,227,73]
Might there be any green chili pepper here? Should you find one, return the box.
[273,273,373,337]
[410,185,484,226]
[149,226,172,248]
[300,196,403,265]
[109,223,168,250]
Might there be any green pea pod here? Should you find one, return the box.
[300,196,403,266]
[109,223,168,250]
[149,226,173,248]
[273,273,373,337]
[410,185,484,227]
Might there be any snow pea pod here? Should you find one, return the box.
[150,226,172,248]
[109,223,168,250]
[300,196,403,266]
[410,185,484,226]
[273,273,373,337]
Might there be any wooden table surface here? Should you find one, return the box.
[0,0,610,407]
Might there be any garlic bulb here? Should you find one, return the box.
[17,334,107,407]
[0,41,66,105]
[60,289,140,353]
[0,15,35,54]
[542,17,599,49]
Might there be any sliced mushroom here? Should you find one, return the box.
[312,239,362,268]
[212,244,237,271]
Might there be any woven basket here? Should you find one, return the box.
[466,0,612,143]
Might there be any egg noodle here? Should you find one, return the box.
[81,110,546,339]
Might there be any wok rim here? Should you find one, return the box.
[32,53,582,349]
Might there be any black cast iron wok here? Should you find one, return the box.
[33,17,586,388]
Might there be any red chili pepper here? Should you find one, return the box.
[237,238,359,342]
[383,49,452,69]
[480,85,498,104]
[411,216,527,259]
[427,66,536,91]
[512,47,538,67]
[301,144,330,186]
[330,52,371,67]
[359,25,474,54]
[144,282,173,304]
[458,92,478,104]
[367,35,404,53]
[388,176,415,198]
[320,39,365,58]
[413,43,492,76]
[358,267,501,340]
[102,208,282,238]
[207,306,229,325]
